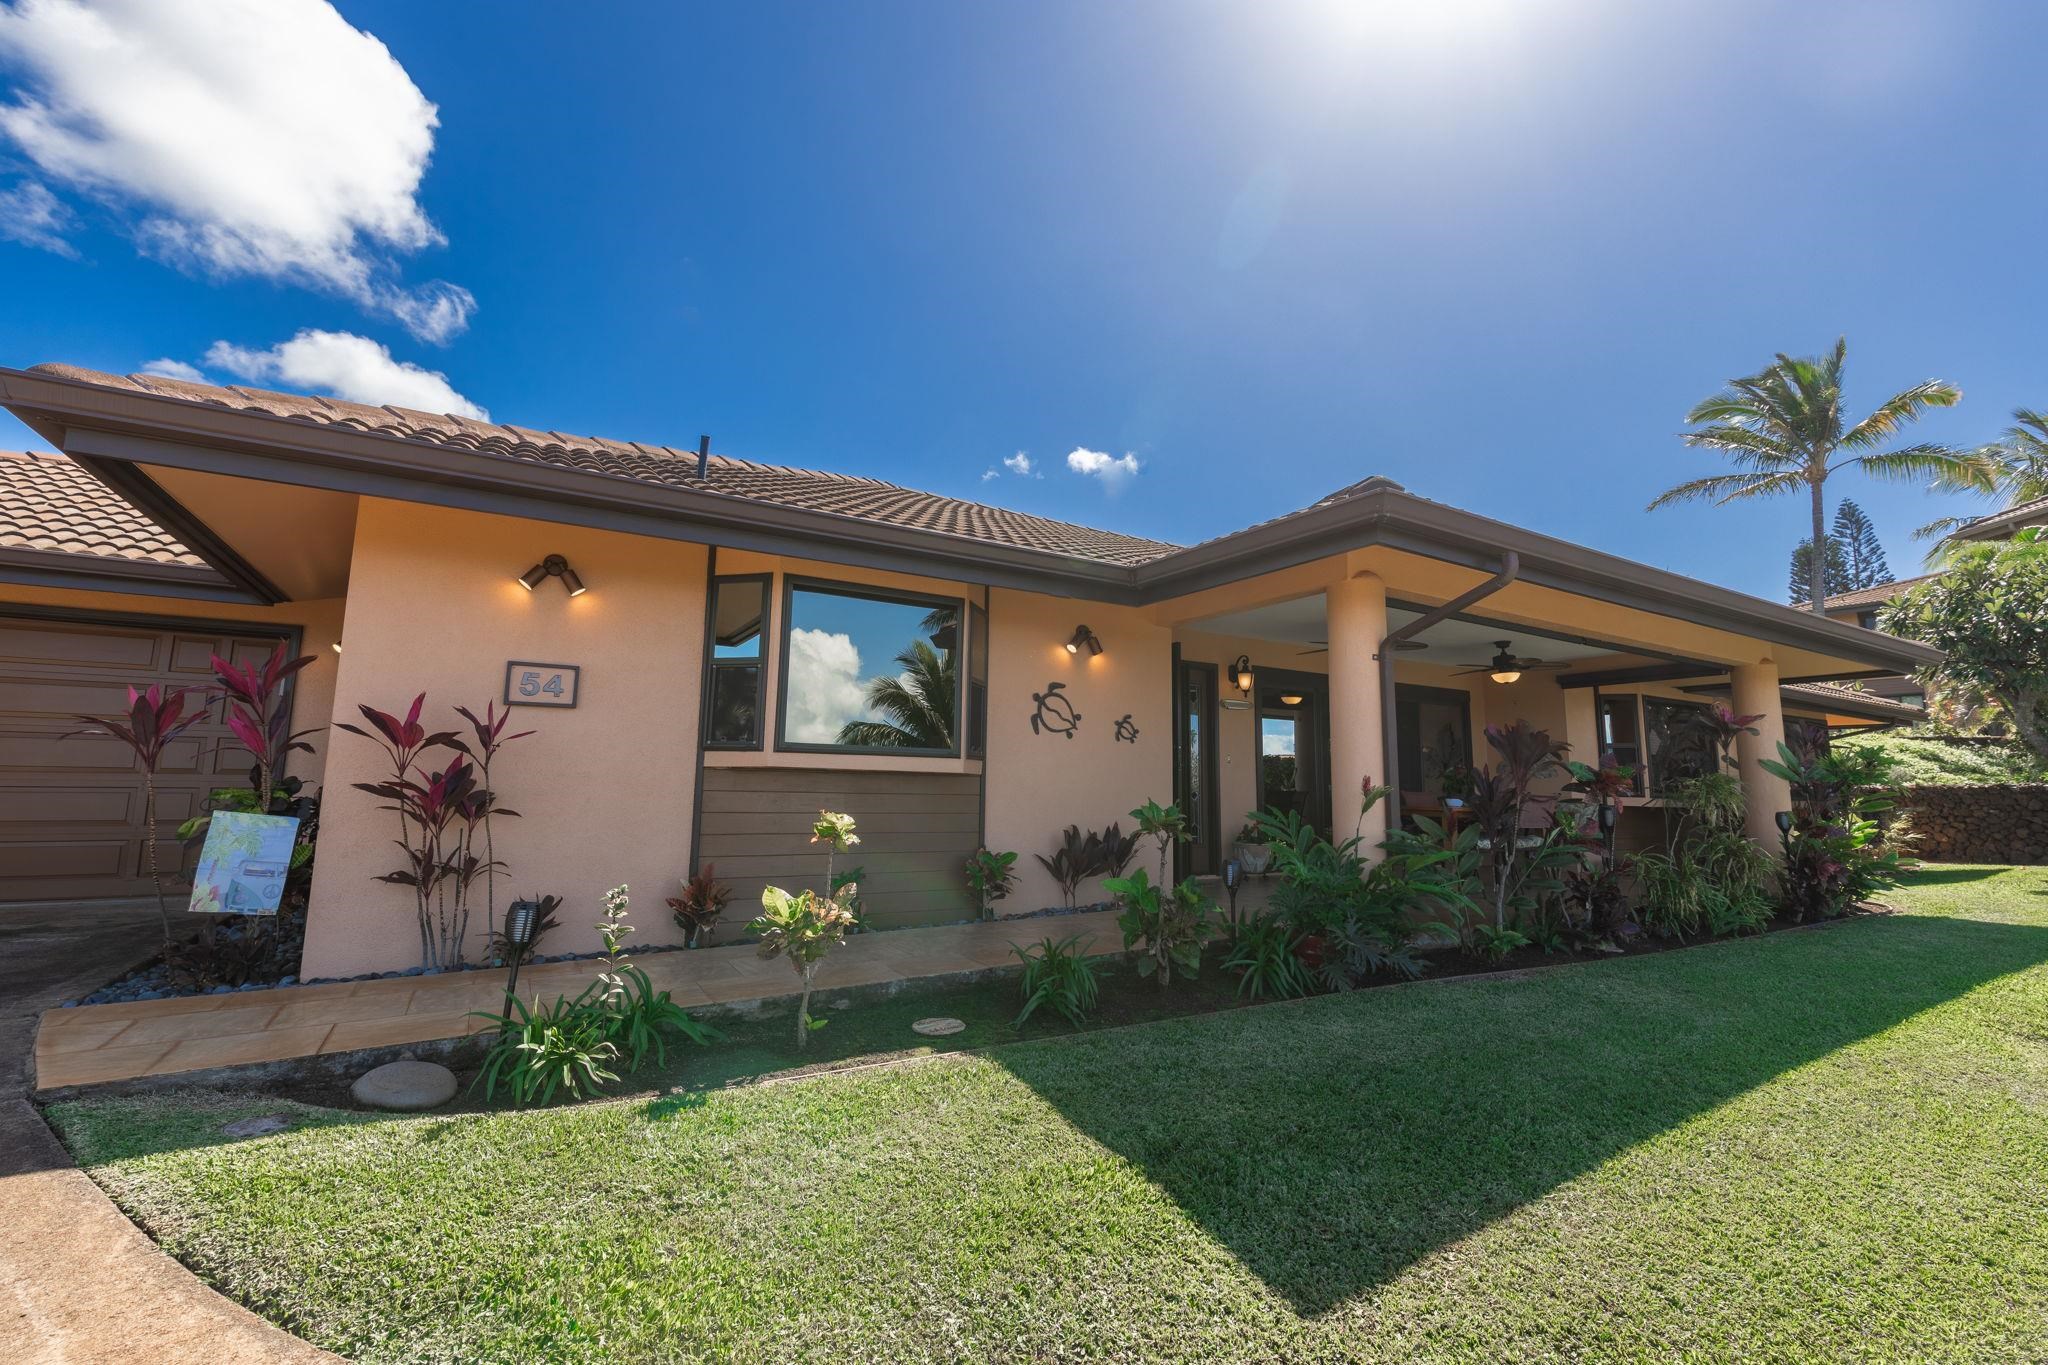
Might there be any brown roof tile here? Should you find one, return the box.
[26,365,1182,569]
[1822,576,1932,611]
[0,449,200,566]
[1781,681,1924,720]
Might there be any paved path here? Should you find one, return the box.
[0,902,338,1364]
[37,907,1134,1090]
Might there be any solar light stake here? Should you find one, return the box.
[1222,858,1243,936]
[503,898,541,1003]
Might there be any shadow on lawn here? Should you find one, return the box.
[1902,865,2013,887]
[992,912,2048,1316]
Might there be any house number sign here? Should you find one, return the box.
[505,661,580,708]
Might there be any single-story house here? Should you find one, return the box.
[0,364,1938,978]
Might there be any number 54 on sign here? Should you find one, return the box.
[505,661,579,708]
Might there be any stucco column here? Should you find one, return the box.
[1326,572,1389,852]
[1731,658,1791,847]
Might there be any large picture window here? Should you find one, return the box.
[777,579,963,755]
[1644,696,1715,795]
[1596,694,1645,796]
[703,575,769,749]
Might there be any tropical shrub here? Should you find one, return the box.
[666,865,731,947]
[1883,528,2048,761]
[1097,821,1142,880]
[1464,721,1576,933]
[1107,866,1214,990]
[753,811,863,1047]
[338,694,530,970]
[1035,825,1100,909]
[964,847,1019,920]
[473,992,620,1106]
[1256,799,1477,959]
[1012,933,1100,1026]
[1761,737,1915,921]
[1223,914,1312,1000]
[1632,774,1774,938]
[209,642,318,810]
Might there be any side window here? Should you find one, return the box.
[704,576,769,748]
[778,581,963,755]
[1596,695,1645,796]
[1644,697,1715,795]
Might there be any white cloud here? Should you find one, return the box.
[782,628,870,743]
[204,329,486,418]
[980,468,999,482]
[0,177,74,255]
[1067,446,1141,489]
[0,0,473,341]
[1004,451,1037,477]
[139,356,204,382]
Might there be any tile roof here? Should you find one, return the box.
[1781,681,1924,721]
[1822,576,1932,611]
[25,365,1182,569]
[0,448,200,566]
[1956,494,2048,542]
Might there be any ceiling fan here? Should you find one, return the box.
[1451,640,1567,684]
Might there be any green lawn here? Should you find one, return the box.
[50,868,2048,1363]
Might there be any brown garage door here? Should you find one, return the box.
[0,611,295,902]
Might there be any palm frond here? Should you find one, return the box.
[1839,379,1963,449]
[1844,443,1974,483]
[1646,470,1803,510]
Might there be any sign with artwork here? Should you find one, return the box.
[506,661,580,708]
[188,811,301,917]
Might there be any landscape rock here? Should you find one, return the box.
[220,1115,291,1138]
[351,1059,458,1111]
[1890,785,2048,864]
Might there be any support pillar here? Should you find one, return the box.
[1731,658,1791,848]
[1327,572,1389,852]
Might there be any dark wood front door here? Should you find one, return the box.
[0,610,294,901]
[1173,657,1221,878]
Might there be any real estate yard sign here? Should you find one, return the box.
[189,811,300,917]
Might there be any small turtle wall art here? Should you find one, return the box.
[1030,680,1081,739]
[1114,713,1139,744]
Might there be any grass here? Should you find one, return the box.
[1835,728,2048,785]
[49,867,2048,1363]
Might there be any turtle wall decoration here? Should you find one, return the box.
[1113,714,1139,744]
[1030,681,1081,739]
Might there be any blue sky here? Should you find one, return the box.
[3,0,2045,602]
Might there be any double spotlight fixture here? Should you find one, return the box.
[1064,624,1103,656]
[516,554,587,597]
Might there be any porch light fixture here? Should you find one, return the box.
[1065,624,1103,656]
[1232,655,1254,693]
[1279,692,1304,707]
[518,554,587,596]
[1489,664,1522,685]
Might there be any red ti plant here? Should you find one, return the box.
[209,642,318,811]
[1465,721,1571,930]
[70,685,203,944]
[338,695,525,970]
[449,704,533,945]
[1690,705,1764,772]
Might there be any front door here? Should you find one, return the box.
[1255,667,1332,840]
[1173,657,1220,878]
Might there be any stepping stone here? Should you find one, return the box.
[351,1058,458,1111]
[911,1017,965,1036]
[221,1115,291,1138]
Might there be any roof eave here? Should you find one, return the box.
[0,545,256,603]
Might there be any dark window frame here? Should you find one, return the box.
[701,572,772,751]
[1643,695,1716,796]
[774,574,967,758]
[1595,691,1647,797]
[966,599,989,759]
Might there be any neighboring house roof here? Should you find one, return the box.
[21,365,1180,570]
[0,362,1945,677]
[0,448,200,566]
[1822,575,1933,612]
[1954,494,2048,544]
[1781,681,1925,724]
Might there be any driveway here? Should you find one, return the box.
[0,901,339,1363]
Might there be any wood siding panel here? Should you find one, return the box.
[696,767,979,933]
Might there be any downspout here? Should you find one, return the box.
[1378,552,1520,831]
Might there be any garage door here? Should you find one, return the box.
[0,611,295,902]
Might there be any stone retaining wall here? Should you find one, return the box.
[1891,784,2048,864]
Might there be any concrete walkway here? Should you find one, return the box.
[0,902,339,1363]
[37,908,1130,1091]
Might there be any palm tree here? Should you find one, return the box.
[1649,338,1977,612]
[837,639,957,749]
[1916,407,2048,551]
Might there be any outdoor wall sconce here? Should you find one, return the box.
[517,554,587,596]
[1065,624,1103,656]
[1232,655,1254,693]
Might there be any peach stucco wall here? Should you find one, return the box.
[301,498,708,979]
[985,588,1171,911]
[0,581,345,788]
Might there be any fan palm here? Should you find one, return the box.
[1649,338,1978,611]
[837,639,957,749]
[1915,407,2048,552]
